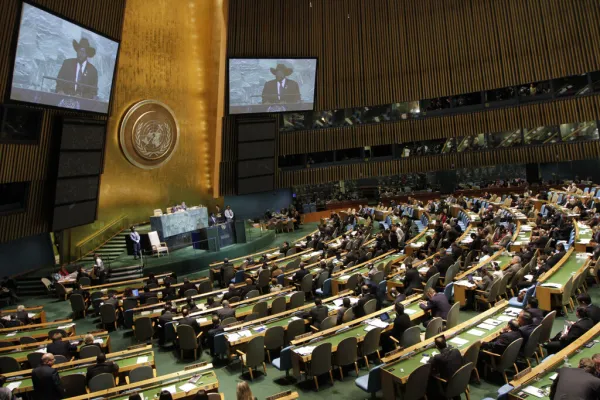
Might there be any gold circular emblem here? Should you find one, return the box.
[119,100,180,169]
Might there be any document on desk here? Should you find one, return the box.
[338,275,350,281]
[295,346,315,356]
[137,356,149,363]
[6,382,21,391]
[540,283,562,289]
[404,308,417,315]
[28,313,36,318]
[477,323,495,330]
[522,385,546,398]
[179,383,197,392]
[238,330,252,338]
[226,333,240,342]
[455,280,476,288]
[420,356,430,364]
[196,318,208,324]
[333,299,344,307]
[466,329,485,337]
[367,319,389,329]
[161,386,177,395]
[484,319,501,326]
[497,315,513,322]
[448,337,469,347]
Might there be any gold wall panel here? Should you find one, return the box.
[67,0,228,255]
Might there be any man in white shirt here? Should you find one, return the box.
[130,226,141,259]
[224,205,234,221]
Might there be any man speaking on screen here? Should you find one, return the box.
[261,63,301,104]
[55,38,99,99]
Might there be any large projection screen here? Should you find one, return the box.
[228,58,317,115]
[8,2,120,114]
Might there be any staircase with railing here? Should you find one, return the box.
[75,215,130,264]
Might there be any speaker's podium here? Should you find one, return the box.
[192,220,246,251]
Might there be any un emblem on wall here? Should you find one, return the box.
[120,100,180,169]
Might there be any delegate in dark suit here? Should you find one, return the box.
[86,360,119,383]
[482,329,522,354]
[216,307,236,321]
[353,293,376,318]
[308,304,329,328]
[550,367,600,400]
[429,346,463,380]
[32,364,63,400]
[47,340,77,359]
[178,315,201,334]
[546,317,595,354]
[420,292,451,320]
[403,267,422,296]
[585,304,600,324]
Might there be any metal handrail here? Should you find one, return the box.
[75,215,129,260]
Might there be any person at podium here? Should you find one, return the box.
[209,213,218,226]
[261,63,301,104]
[55,38,98,99]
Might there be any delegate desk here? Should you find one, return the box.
[0,320,75,342]
[330,251,401,295]
[69,365,218,400]
[381,301,512,400]
[574,221,594,252]
[0,332,111,362]
[290,296,424,379]
[536,249,589,311]
[3,346,154,395]
[508,322,600,399]
[453,251,512,307]
[223,291,354,358]
[170,287,294,327]
[84,272,173,293]
[0,306,46,323]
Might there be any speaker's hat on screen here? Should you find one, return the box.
[73,38,96,57]
[270,64,293,76]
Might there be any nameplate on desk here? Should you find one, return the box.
[127,344,147,350]
[184,362,208,370]
[513,366,532,381]
[266,390,293,400]
[295,332,312,340]
[384,348,403,357]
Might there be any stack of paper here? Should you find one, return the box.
[27,313,36,318]
[295,346,316,356]
[137,356,149,363]
[448,337,469,347]
[238,330,252,338]
[455,280,476,288]
[161,386,177,394]
[477,323,495,330]
[226,333,240,342]
[196,318,208,324]
[6,382,21,391]
[35,348,47,353]
[367,319,389,329]
[179,383,197,392]
[497,315,513,322]
[540,283,562,289]
[404,308,417,315]
[94,338,104,344]
[466,329,485,337]
[338,275,350,281]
